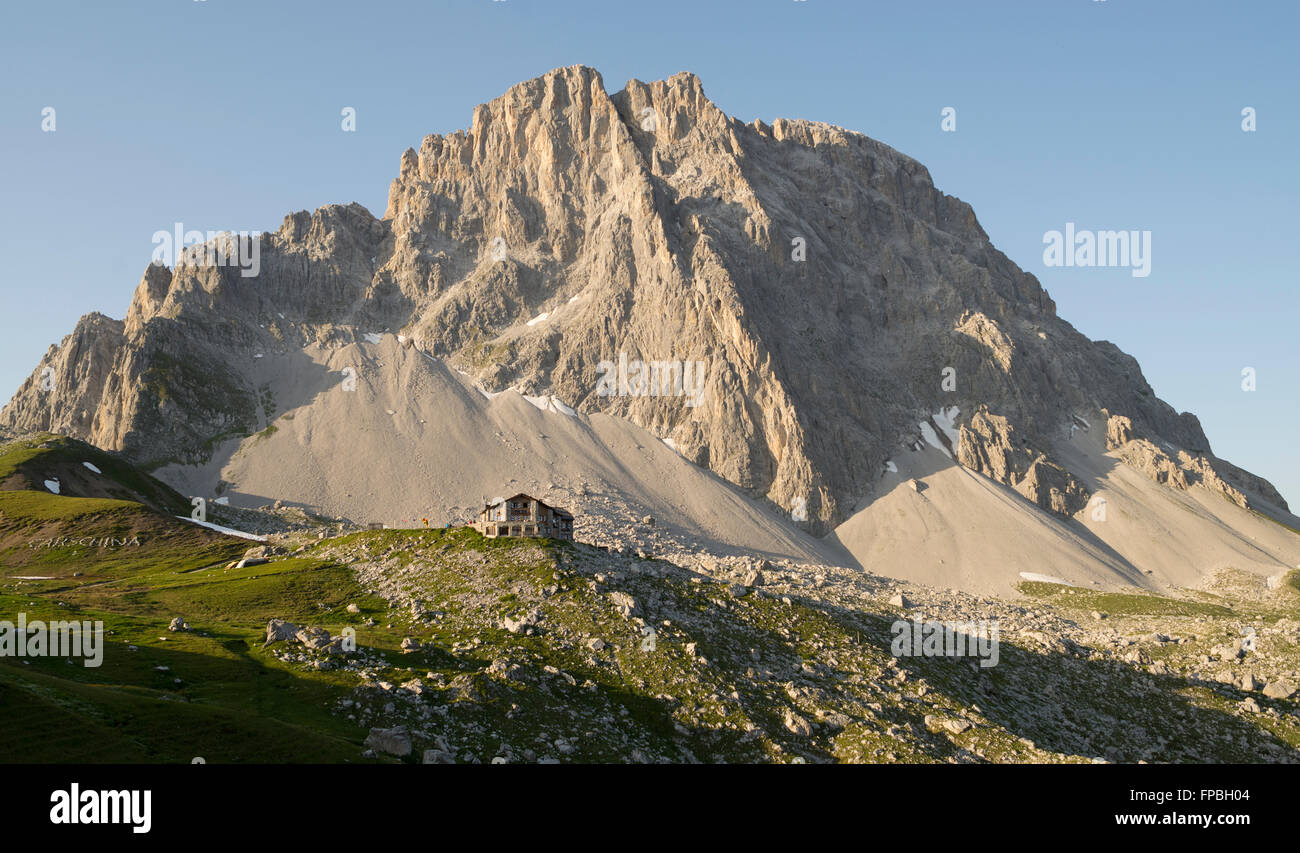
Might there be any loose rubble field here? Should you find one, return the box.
[3,515,1295,763]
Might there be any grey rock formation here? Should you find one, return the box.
[1104,411,1275,511]
[1263,680,1295,700]
[957,407,1090,518]
[264,619,300,646]
[364,726,412,757]
[1,65,1287,532]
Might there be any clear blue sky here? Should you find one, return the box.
[2,0,1296,507]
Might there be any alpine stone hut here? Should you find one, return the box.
[473,493,574,541]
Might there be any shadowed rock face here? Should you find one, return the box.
[957,408,1091,518]
[0,65,1286,530]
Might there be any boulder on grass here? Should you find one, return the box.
[264,619,300,646]
[365,726,412,757]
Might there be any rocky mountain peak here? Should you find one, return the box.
[3,66,1289,537]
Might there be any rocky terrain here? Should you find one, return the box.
[1,433,1296,764]
[300,530,1300,764]
[4,64,1291,557]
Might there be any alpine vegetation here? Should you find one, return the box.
[0,613,103,667]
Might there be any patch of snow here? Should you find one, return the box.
[919,408,961,459]
[10,576,55,580]
[44,479,60,494]
[521,393,576,417]
[363,333,383,344]
[884,460,898,473]
[175,517,267,542]
[1072,414,1091,430]
[918,422,951,459]
[568,295,582,304]
[525,312,550,327]
[82,462,102,474]
[397,334,408,345]
[1018,572,1074,586]
[663,437,680,453]
[214,496,230,506]
[254,354,264,359]
[933,406,961,449]
[477,386,502,400]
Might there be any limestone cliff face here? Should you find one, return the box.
[1102,412,1288,512]
[957,408,1091,518]
[1,66,1286,529]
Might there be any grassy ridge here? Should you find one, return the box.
[0,490,247,577]
[0,433,190,514]
[1017,581,1237,617]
